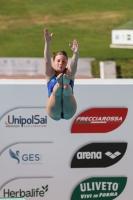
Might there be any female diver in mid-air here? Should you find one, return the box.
[44,28,78,120]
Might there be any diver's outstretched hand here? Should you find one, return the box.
[69,39,78,53]
[44,28,53,42]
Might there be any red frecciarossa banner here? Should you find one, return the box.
[71,108,128,133]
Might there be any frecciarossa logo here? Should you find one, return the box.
[71,108,128,133]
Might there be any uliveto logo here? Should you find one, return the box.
[71,142,127,168]
[9,149,42,164]
[3,185,48,198]
[71,108,128,133]
[5,114,47,127]
[71,177,127,200]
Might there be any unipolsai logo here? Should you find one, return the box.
[71,177,127,200]
[9,149,42,164]
[3,185,48,198]
[71,142,127,168]
[5,114,47,128]
[71,108,128,133]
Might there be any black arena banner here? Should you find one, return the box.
[71,108,128,133]
[71,142,127,168]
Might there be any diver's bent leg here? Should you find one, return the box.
[62,84,77,120]
[46,94,62,120]
[46,74,63,120]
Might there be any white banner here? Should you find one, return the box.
[0,79,133,200]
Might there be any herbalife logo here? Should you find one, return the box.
[5,115,47,127]
[9,149,42,164]
[71,143,127,168]
[3,185,48,198]
[105,151,121,159]
[71,177,127,200]
[71,108,128,133]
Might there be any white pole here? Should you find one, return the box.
[100,61,105,79]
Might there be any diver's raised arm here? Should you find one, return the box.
[67,39,79,77]
[44,28,54,78]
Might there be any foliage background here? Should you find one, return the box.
[0,0,133,78]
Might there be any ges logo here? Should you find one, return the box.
[9,149,42,164]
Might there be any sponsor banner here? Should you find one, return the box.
[0,143,54,183]
[0,108,47,128]
[71,177,127,200]
[0,178,52,200]
[0,82,133,200]
[3,185,48,198]
[71,108,128,133]
[71,142,127,168]
[9,148,42,164]
[8,144,43,165]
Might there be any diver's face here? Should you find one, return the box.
[53,55,67,72]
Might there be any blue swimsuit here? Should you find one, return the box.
[47,75,74,119]
[47,75,74,97]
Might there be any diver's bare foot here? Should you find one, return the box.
[63,74,70,88]
[56,73,63,87]
[52,73,63,96]
[63,74,72,96]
